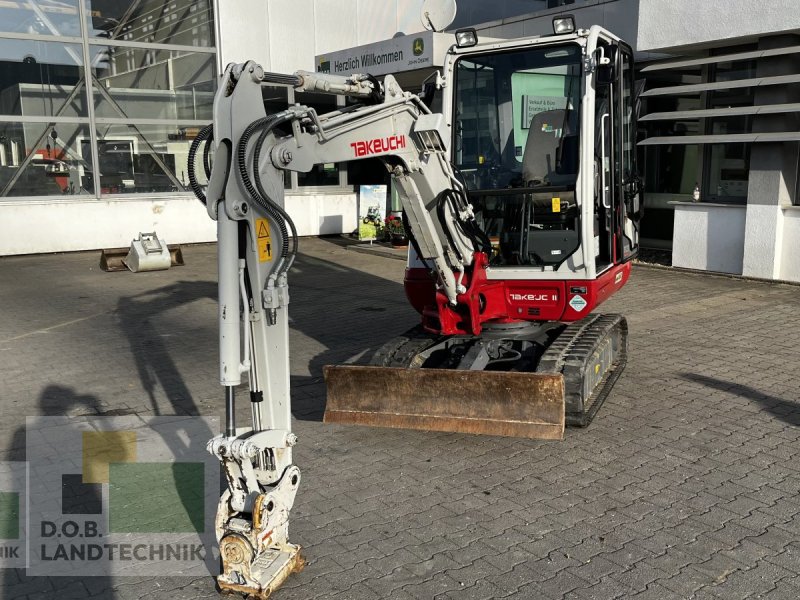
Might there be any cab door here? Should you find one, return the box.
[595,40,641,270]
[616,44,641,262]
[594,40,616,272]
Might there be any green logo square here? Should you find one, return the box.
[0,492,19,540]
[109,463,204,534]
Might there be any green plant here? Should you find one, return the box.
[384,215,405,236]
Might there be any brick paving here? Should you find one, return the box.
[1,237,799,599]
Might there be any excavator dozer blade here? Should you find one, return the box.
[323,366,565,439]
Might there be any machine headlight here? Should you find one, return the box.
[552,15,576,35]
[455,28,478,48]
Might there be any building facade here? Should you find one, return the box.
[1,0,799,282]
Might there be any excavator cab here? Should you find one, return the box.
[450,33,641,276]
[444,28,640,306]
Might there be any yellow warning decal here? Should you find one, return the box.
[552,197,561,213]
[255,218,272,262]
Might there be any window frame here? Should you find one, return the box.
[0,0,217,202]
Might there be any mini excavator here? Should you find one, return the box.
[189,20,641,599]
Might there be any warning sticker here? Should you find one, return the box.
[569,294,588,312]
[255,218,272,262]
[552,197,561,213]
[256,219,270,239]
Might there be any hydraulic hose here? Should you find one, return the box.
[203,133,212,179]
[188,123,213,204]
[253,122,299,272]
[442,189,492,254]
[236,114,299,276]
[237,116,289,263]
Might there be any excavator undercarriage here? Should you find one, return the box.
[324,313,628,438]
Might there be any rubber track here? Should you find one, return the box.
[370,326,442,368]
[539,314,628,427]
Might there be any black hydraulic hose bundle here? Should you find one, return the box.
[447,164,493,252]
[252,122,299,270]
[187,116,300,277]
[237,114,299,275]
[187,123,213,204]
[436,189,493,257]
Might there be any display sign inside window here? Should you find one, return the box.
[521,95,568,130]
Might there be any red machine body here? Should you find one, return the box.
[404,252,632,336]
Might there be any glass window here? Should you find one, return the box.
[89,123,194,194]
[0,40,87,117]
[644,144,700,196]
[702,58,756,204]
[0,122,92,196]
[0,1,218,200]
[295,91,342,188]
[641,68,703,200]
[795,146,800,206]
[90,45,215,120]
[453,43,582,191]
[0,1,81,37]
[85,0,215,47]
[705,142,750,203]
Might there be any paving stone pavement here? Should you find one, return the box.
[1,237,799,600]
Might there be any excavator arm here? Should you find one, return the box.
[190,61,487,599]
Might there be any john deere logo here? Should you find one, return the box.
[318,58,330,73]
[412,38,424,56]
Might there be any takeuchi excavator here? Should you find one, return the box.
[189,18,641,599]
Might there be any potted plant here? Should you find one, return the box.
[384,214,408,247]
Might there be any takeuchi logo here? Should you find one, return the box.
[412,37,424,56]
[350,135,407,157]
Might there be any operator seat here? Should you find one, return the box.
[522,109,577,187]
[517,108,580,268]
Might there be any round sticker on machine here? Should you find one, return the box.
[569,294,588,312]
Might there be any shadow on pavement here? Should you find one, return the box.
[6,281,225,598]
[4,247,414,596]
[5,386,115,599]
[681,372,800,427]
[116,280,216,417]
[286,249,414,421]
[115,280,221,576]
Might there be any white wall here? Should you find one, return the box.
[0,197,217,255]
[0,193,356,256]
[638,0,800,52]
[287,193,358,237]
[742,204,784,280]
[217,0,428,72]
[780,207,800,282]
[671,203,747,275]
